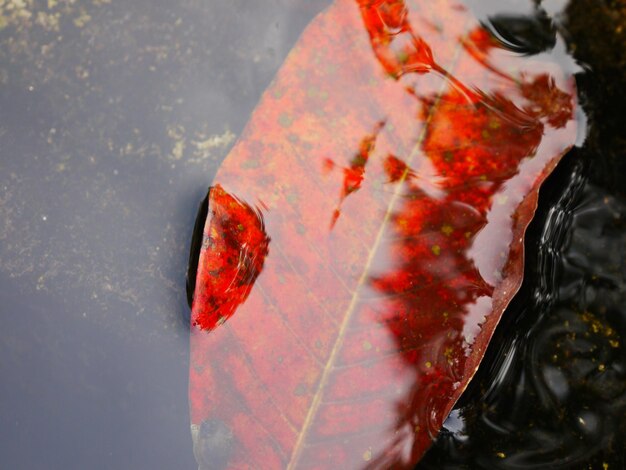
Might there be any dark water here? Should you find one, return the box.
[417,1,626,467]
[0,0,624,469]
[420,155,626,469]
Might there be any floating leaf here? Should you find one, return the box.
[189,0,577,468]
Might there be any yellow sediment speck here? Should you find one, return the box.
[172,140,185,160]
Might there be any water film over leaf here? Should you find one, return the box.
[189,0,577,468]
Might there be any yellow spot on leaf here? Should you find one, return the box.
[278,113,293,128]
[396,50,409,64]
[294,383,307,397]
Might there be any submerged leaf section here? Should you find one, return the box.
[191,185,269,331]
[189,0,577,468]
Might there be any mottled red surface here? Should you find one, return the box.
[191,186,270,331]
[189,0,577,468]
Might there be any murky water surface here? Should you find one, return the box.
[0,0,624,468]
[420,156,626,469]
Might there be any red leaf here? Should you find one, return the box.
[189,0,577,468]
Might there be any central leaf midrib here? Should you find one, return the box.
[286,15,469,470]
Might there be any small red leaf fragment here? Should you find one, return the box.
[191,185,270,331]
